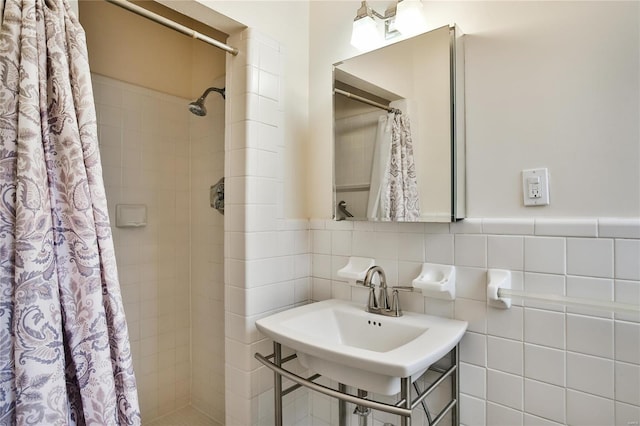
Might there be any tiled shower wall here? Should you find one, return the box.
[95,74,226,422]
[309,218,640,426]
[190,75,226,423]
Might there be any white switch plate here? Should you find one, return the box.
[522,168,549,206]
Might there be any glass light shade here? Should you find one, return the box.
[395,0,426,36]
[351,16,382,51]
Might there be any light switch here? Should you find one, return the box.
[522,168,549,206]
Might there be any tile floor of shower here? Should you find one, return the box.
[146,406,221,426]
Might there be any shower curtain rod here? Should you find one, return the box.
[104,0,239,56]
[334,88,401,114]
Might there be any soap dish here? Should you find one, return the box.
[337,257,375,283]
[412,263,456,300]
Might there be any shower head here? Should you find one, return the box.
[188,86,225,116]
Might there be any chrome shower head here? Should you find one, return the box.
[188,87,226,116]
[188,100,207,116]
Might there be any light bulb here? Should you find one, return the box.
[395,0,426,36]
[351,16,383,51]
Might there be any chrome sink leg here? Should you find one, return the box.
[453,345,459,426]
[400,377,411,426]
[339,383,348,426]
[274,342,283,426]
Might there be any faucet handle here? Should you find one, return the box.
[378,286,390,311]
[368,286,378,310]
[391,289,403,317]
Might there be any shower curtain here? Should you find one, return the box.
[0,0,141,424]
[367,113,420,221]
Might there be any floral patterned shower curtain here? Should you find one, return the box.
[0,0,141,424]
[368,112,420,221]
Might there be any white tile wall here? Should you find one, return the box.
[190,74,226,423]
[223,29,312,426]
[94,75,193,421]
[305,217,640,426]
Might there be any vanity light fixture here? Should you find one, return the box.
[350,0,426,50]
[395,0,427,37]
[350,1,384,50]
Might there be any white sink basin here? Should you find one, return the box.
[255,299,468,395]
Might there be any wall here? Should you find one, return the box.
[93,75,192,421]
[309,1,639,218]
[189,75,226,422]
[309,218,640,426]
[80,0,226,100]
[222,28,313,426]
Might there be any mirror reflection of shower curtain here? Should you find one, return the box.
[366,114,393,219]
[367,113,420,221]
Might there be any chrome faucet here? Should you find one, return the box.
[358,266,405,316]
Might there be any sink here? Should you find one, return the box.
[255,299,468,395]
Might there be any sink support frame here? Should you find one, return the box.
[255,342,460,426]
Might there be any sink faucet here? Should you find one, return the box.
[360,266,393,314]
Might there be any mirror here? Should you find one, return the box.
[333,25,465,222]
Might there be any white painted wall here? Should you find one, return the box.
[309,1,640,219]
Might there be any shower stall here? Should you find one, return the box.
[80,1,228,423]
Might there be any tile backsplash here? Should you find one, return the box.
[308,218,640,426]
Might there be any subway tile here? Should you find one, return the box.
[487,336,523,375]
[312,230,332,254]
[483,218,534,235]
[312,278,331,302]
[487,402,523,426]
[616,402,640,426]
[488,235,524,270]
[424,233,454,264]
[425,298,454,318]
[455,234,487,268]
[330,230,352,256]
[460,362,486,399]
[524,272,565,312]
[523,413,563,426]
[424,222,451,234]
[566,390,614,426]
[535,218,598,237]
[524,343,565,387]
[615,320,640,364]
[615,280,640,322]
[487,305,523,341]
[487,369,523,410]
[524,237,566,274]
[566,352,614,398]
[460,331,487,367]
[460,394,486,426]
[599,218,640,238]
[566,314,613,358]
[615,361,640,405]
[615,239,640,280]
[567,237,614,278]
[456,267,487,301]
[524,379,565,424]
[566,275,613,318]
[397,232,425,262]
[524,308,565,350]
[373,231,398,260]
[450,218,482,234]
[455,298,487,333]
